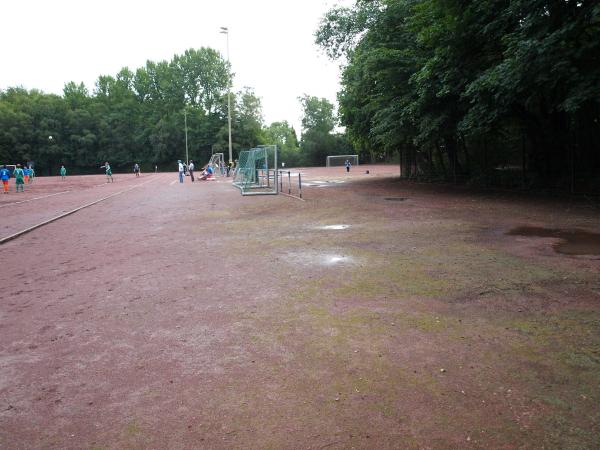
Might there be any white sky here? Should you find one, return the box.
[0,0,350,134]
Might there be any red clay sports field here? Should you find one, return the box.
[1,165,599,448]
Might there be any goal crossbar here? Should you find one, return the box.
[326,155,359,167]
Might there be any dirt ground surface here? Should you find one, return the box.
[1,165,599,449]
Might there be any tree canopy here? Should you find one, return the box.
[317,0,600,191]
[298,95,352,166]
[1,48,353,174]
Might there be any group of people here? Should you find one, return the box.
[1,158,240,194]
[177,160,191,182]
[1,161,136,194]
[100,162,139,182]
[1,164,35,194]
[177,159,224,183]
[58,162,137,183]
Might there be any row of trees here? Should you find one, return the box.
[0,48,349,175]
[317,0,600,191]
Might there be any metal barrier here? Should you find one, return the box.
[277,170,302,199]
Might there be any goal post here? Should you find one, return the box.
[232,145,279,195]
[207,152,225,176]
[326,155,359,167]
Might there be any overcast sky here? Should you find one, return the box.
[1,0,350,133]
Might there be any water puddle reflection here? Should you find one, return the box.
[507,226,600,256]
[290,252,355,267]
[318,224,351,230]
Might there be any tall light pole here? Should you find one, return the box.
[184,108,189,165]
[220,26,233,165]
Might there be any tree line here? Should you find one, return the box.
[0,48,349,175]
[317,0,600,192]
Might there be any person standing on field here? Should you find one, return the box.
[13,164,25,192]
[0,165,10,194]
[188,160,195,182]
[345,159,351,173]
[178,160,184,183]
[60,165,67,180]
[133,163,140,177]
[100,162,113,183]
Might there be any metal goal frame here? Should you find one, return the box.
[326,155,359,167]
[232,145,279,196]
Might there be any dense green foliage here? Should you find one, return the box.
[317,0,600,191]
[1,48,232,174]
[299,95,353,166]
[1,48,352,174]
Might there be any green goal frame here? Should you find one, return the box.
[232,145,279,196]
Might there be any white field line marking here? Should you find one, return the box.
[1,174,153,208]
[279,192,305,202]
[170,180,177,186]
[0,190,71,209]
[0,176,158,245]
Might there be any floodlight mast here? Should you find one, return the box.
[220,26,233,165]
[184,108,189,165]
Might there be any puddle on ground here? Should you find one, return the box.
[318,224,351,230]
[507,226,600,256]
[288,252,355,267]
[385,197,408,202]
[304,180,346,187]
[325,256,347,265]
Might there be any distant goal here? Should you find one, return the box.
[326,155,359,167]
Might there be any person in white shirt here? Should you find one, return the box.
[178,160,184,183]
[188,160,195,182]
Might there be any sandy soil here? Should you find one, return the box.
[0,165,599,449]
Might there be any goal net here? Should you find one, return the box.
[207,153,225,176]
[233,145,278,196]
[326,155,359,167]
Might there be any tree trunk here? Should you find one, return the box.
[399,148,403,179]
[461,135,470,178]
[428,146,434,176]
[483,138,488,185]
[570,123,576,194]
[444,136,461,183]
[435,142,447,180]
[521,132,527,187]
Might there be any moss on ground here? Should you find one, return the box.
[487,309,600,448]
[204,189,600,448]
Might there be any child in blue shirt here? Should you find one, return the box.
[0,165,10,194]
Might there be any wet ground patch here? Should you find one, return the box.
[507,226,600,256]
[315,224,351,230]
[286,251,357,267]
[303,180,346,187]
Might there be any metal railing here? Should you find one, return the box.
[277,170,302,199]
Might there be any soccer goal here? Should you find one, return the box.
[233,145,278,196]
[207,152,225,176]
[326,155,359,167]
